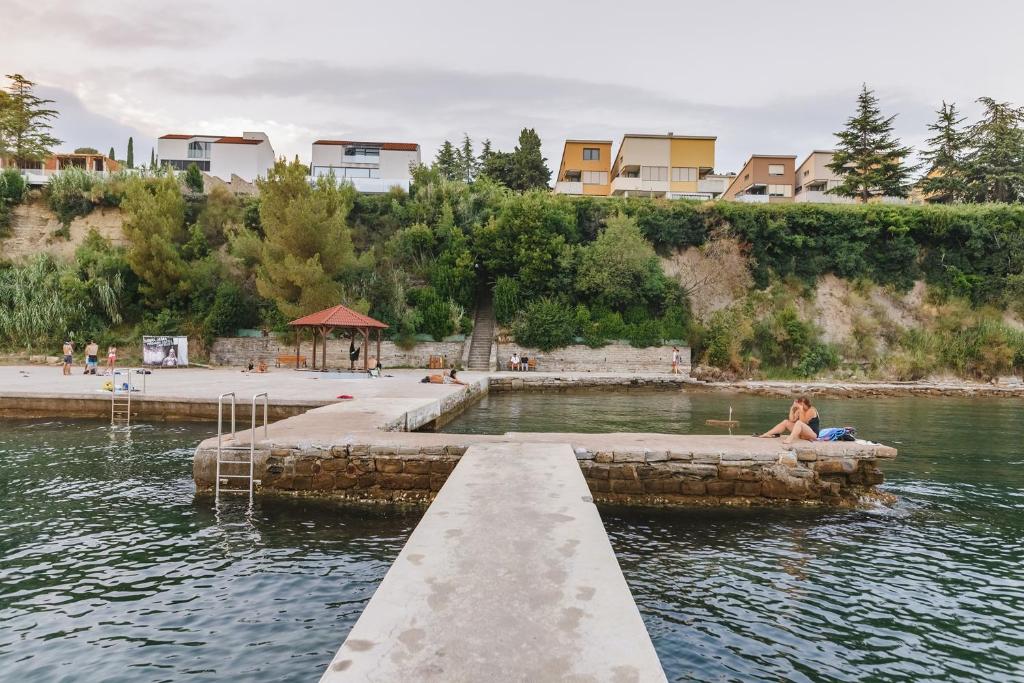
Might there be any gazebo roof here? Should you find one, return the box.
[288,304,389,329]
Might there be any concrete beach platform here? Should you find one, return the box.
[320,442,666,682]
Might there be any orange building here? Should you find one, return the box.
[553,140,612,196]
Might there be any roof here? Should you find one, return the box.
[214,136,262,145]
[159,134,196,140]
[622,133,717,141]
[564,139,613,145]
[313,140,420,151]
[748,154,798,159]
[289,304,389,329]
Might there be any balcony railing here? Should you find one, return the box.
[698,178,730,195]
[734,194,770,203]
[313,176,410,193]
[554,181,583,195]
[794,190,855,204]
[610,177,669,194]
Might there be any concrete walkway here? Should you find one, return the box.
[320,442,666,682]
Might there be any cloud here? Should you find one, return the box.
[38,86,150,159]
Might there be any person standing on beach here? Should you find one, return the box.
[84,340,99,375]
[106,345,117,375]
[62,340,74,376]
[671,346,680,375]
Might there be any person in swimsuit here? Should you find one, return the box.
[84,340,99,375]
[62,340,74,376]
[759,396,819,443]
[106,346,117,375]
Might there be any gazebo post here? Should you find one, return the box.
[376,328,381,368]
[362,327,370,371]
[295,329,301,369]
[311,328,317,370]
[322,326,330,371]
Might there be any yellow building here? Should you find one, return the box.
[553,140,612,196]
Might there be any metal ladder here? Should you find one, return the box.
[111,368,133,426]
[215,392,269,504]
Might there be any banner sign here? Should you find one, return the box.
[142,336,189,367]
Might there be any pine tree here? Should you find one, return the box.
[920,102,970,203]
[108,146,116,161]
[457,134,477,183]
[434,140,458,180]
[511,128,551,191]
[0,74,61,167]
[479,139,493,166]
[120,174,190,307]
[963,97,1024,203]
[184,162,204,193]
[827,84,915,202]
[126,136,134,169]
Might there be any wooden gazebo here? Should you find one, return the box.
[288,305,389,371]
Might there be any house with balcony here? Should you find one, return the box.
[609,134,718,200]
[793,150,855,204]
[723,155,797,203]
[1,152,122,185]
[157,131,276,183]
[310,140,420,193]
[553,140,612,196]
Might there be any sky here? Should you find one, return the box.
[4,0,1024,175]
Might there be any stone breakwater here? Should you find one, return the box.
[193,434,895,508]
[489,373,694,392]
[709,379,1024,399]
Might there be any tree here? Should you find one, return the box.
[149,148,156,170]
[827,84,915,202]
[963,97,1024,203]
[575,213,665,311]
[120,174,191,307]
[920,101,970,203]
[74,147,99,155]
[479,139,493,166]
[511,128,551,191]
[108,146,116,160]
[0,74,61,167]
[126,136,134,168]
[479,149,516,187]
[434,140,459,180]
[254,159,357,319]
[184,162,204,193]
[457,133,477,183]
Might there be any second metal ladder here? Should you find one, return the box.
[111,368,134,426]
[215,392,269,504]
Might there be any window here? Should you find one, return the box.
[582,171,608,185]
[803,169,810,177]
[344,146,381,158]
[768,184,792,197]
[640,166,667,181]
[582,148,600,161]
[188,141,211,159]
[768,164,785,176]
[671,167,697,182]
[164,159,210,172]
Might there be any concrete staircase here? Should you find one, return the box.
[466,295,495,371]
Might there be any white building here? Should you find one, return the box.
[310,140,420,193]
[157,132,276,183]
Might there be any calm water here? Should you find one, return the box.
[444,391,1024,681]
[0,420,418,682]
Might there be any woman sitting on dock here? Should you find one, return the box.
[759,397,819,444]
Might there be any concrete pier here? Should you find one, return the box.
[320,442,666,682]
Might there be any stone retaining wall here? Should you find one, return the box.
[490,375,691,392]
[496,343,690,374]
[194,438,888,507]
[210,337,465,369]
[0,394,319,421]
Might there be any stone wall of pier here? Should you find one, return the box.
[496,343,691,374]
[489,374,690,392]
[209,337,465,369]
[194,438,889,507]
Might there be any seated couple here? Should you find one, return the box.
[758,397,820,444]
[508,352,530,371]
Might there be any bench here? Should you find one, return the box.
[528,357,537,371]
[428,354,447,369]
[275,354,307,368]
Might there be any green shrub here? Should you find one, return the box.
[796,343,840,377]
[626,319,664,348]
[411,287,455,340]
[513,297,576,351]
[205,282,255,337]
[0,168,26,205]
[46,167,97,229]
[492,276,520,324]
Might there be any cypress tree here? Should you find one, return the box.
[458,134,477,183]
[827,84,915,202]
[108,146,116,161]
[126,136,134,168]
[920,101,970,203]
[511,128,551,191]
[149,148,156,170]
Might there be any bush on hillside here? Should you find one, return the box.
[512,297,576,351]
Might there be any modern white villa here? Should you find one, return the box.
[310,140,421,193]
[156,132,276,183]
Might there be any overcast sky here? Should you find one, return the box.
[4,0,1024,174]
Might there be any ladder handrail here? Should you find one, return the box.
[215,392,237,502]
[249,392,269,500]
